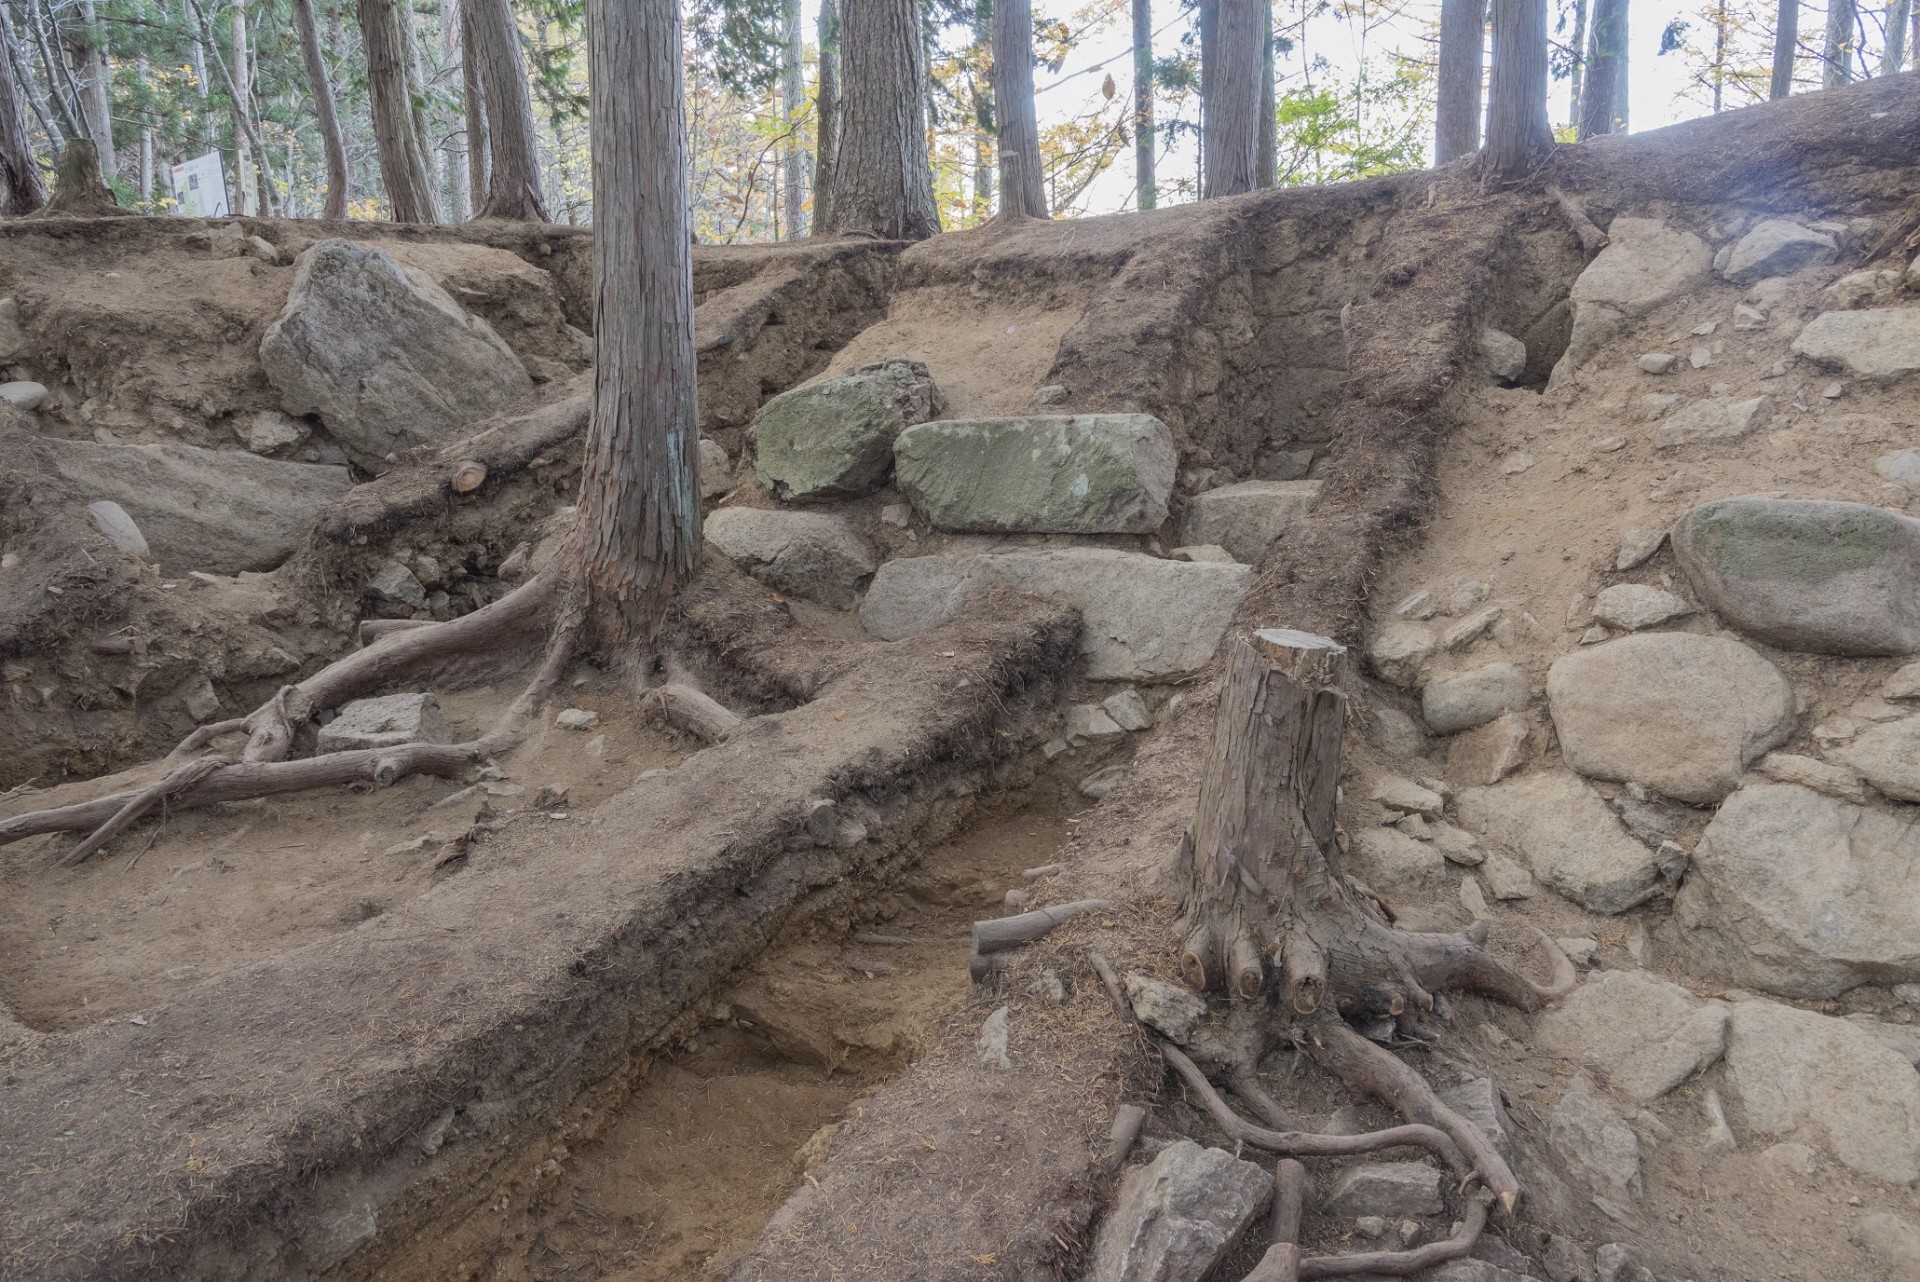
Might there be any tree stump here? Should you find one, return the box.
[39,140,130,217]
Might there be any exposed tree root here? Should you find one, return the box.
[1295,1193,1489,1279]
[641,681,742,743]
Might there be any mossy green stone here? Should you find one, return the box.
[752,360,940,500]
[893,414,1176,534]
[1687,498,1894,584]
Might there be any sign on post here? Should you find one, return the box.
[168,152,230,218]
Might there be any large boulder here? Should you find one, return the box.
[30,436,352,573]
[752,358,944,501]
[704,507,877,609]
[1791,308,1920,380]
[259,239,533,472]
[1549,218,1711,389]
[1722,219,1838,284]
[1454,770,1663,914]
[893,413,1175,534]
[1675,782,1920,998]
[1672,497,1920,655]
[859,549,1250,681]
[1545,632,1795,803]
[1724,998,1920,1183]
[1532,971,1728,1102]
[1089,1140,1272,1282]
[1547,1091,1642,1202]
[1177,480,1322,564]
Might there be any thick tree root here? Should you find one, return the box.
[641,681,742,743]
[1295,1193,1490,1279]
[1244,1158,1307,1282]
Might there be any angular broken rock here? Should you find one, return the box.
[859,549,1250,681]
[1835,714,1920,802]
[1548,1090,1642,1201]
[895,413,1175,534]
[1177,479,1323,565]
[1352,828,1448,900]
[1722,219,1838,284]
[317,693,452,753]
[1454,770,1661,914]
[1545,632,1794,804]
[1589,583,1693,631]
[703,507,877,610]
[1856,1212,1920,1281]
[1368,622,1435,690]
[698,437,732,500]
[751,358,944,501]
[1754,751,1868,803]
[1444,712,1531,787]
[85,500,148,561]
[1652,395,1772,449]
[1672,497,1920,656]
[1614,526,1666,570]
[1102,689,1153,732]
[260,239,532,472]
[370,559,427,608]
[1322,1161,1444,1218]
[1066,703,1126,741]
[1422,663,1529,735]
[1123,974,1206,1044]
[1436,1077,1514,1161]
[1791,307,1920,380]
[1571,218,1712,317]
[1089,1140,1272,1282]
[1368,774,1443,817]
[1479,328,1527,382]
[1676,782,1920,998]
[1533,970,1728,1102]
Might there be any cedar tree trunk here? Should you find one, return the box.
[1824,0,1855,87]
[823,0,938,239]
[1435,0,1484,164]
[1578,0,1626,139]
[1770,0,1796,97]
[782,0,806,236]
[991,0,1045,218]
[77,0,113,179]
[471,0,547,220]
[461,0,490,213]
[1481,0,1551,182]
[0,17,45,213]
[1132,0,1153,208]
[1200,0,1263,197]
[1887,0,1912,75]
[231,0,253,211]
[813,0,839,230]
[970,0,992,219]
[291,0,349,218]
[358,0,438,222]
[1256,0,1274,189]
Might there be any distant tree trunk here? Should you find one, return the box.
[1886,0,1911,73]
[1132,0,1153,208]
[1769,0,1796,97]
[1824,0,1856,87]
[230,0,253,212]
[991,0,1044,217]
[1578,0,1626,138]
[1566,0,1588,121]
[824,0,938,240]
[0,9,47,213]
[291,0,348,217]
[470,0,547,219]
[812,0,838,230]
[76,0,113,179]
[1201,0,1263,197]
[1481,0,1551,181]
[186,0,275,213]
[970,0,992,219]
[5,3,61,149]
[1435,0,1485,163]
[357,0,437,222]
[579,0,700,635]
[782,0,805,236]
[461,0,489,213]
[1256,0,1274,188]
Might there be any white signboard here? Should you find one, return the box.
[168,151,229,218]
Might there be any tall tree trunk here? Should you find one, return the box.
[357,0,437,222]
[461,0,489,213]
[1435,0,1485,163]
[991,0,1043,217]
[1256,0,1273,188]
[812,0,838,231]
[470,0,547,219]
[0,1,47,213]
[135,54,150,199]
[1200,0,1262,197]
[823,0,938,240]
[1481,0,1551,181]
[1131,0,1153,209]
[186,0,274,213]
[1712,0,1727,110]
[77,0,112,178]
[291,0,349,218]
[1887,0,1911,73]
[230,0,252,212]
[579,0,699,634]
[969,0,991,220]
[782,0,805,236]
[3,1,58,153]
[1578,0,1626,138]
[1566,0,1588,122]
[1769,0,1796,97]
[1824,0,1856,87]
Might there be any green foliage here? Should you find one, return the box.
[1273,57,1429,186]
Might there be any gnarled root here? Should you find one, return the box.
[1296,1192,1490,1279]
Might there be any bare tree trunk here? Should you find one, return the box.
[230,0,252,211]
[1769,0,1796,97]
[991,0,1043,217]
[0,2,47,213]
[1578,0,1626,138]
[823,0,938,240]
[812,0,838,230]
[470,0,546,220]
[579,0,700,633]
[1887,0,1911,73]
[782,0,805,236]
[1824,0,1856,87]
[1566,0,1588,121]
[1481,0,1551,181]
[186,0,274,213]
[76,0,112,179]
[1200,0,1262,197]
[460,0,488,213]
[5,2,61,149]
[291,0,349,218]
[1132,0,1153,209]
[357,0,437,222]
[1435,0,1485,163]
[1256,0,1274,188]
[969,0,991,219]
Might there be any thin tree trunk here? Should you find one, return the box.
[579,0,700,633]
[34,0,86,143]
[1566,0,1588,121]
[3,1,59,150]
[1712,0,1726,110]
[1887,0,1911,73]
[1435,0,1485,163]
[1824,0,1856,87]
[470,0,546,220]
[1131,0,1153,209]
[0,0,47,213]
[823,0,938,240]
[357,0,437,222]
[812,0,838,230]
[1769,0,1796,97]
[1482,0,1551,181]
[991,0,1043,217]
[460,0,488,213]
[135,55,150,199]
[1578,0,1626,138]
[77,0,112,178]
[186,0,274,213]
[1256,0,1273,188]
[970,0,991,219]
[1200,0,1262,197]
[782,0,805,236]
[291,0,348,218]
[230,0,252,211]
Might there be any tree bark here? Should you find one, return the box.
[1256,0,1274,188]
[970,0,992,219]
[1200,0,1262,197]
[1481,0,1551,182]
[782,0,806,236]
[1887,0,1912,75]
[291,0,348,217]
[1577,0,1626,139]
[1132,0,1153,208]
[1435,0,1484,164]
[0,2,48,213]
[230,0,253,212]
[461,0,489,213]
[823,0,938,239]
[1566,0,1588,122]
[991,0,1044,217]
[186,0,274,214]
[76,0,112,179]
[470,0,547,220]
[579,0,700,633]
[1769,0,1796,98]
[357,0,438,222]
[813,0,838,231]
[1824,0,1856,88]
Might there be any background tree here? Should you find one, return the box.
[1199,0,1263,197]
[991,0,1042,216]
[781,0,804,235]
[470,0,548,219]
[1885,0,1911,73]
[824,0,938,238]
[1824,0,1856,85]
[0,4,46,212]
[1770,0,1797,97]
[1578,0,1627,138]
[1482,0,1551,180]
[814,0,839,229]
[1435,0,1484,163]
[357,0,438,220]
[1132,0,1152,208]
[289,0,349,217]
